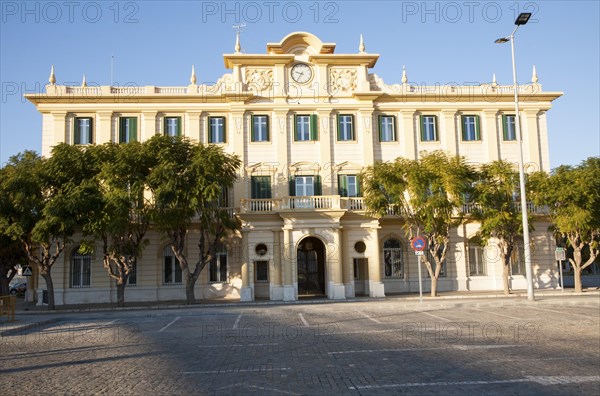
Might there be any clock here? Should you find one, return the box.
[290,63,312,84]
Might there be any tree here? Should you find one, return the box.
[79,143,152,307]
[146,136,242,304]
[0,234,27,296]
[531,157,600,292]
[362,151,474,296]
[472,160,532,296]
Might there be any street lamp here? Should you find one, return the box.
[495,12,535,301]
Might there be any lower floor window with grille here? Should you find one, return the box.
[353,258,368,280]
[469,244,487,276]
[383,238,404,278]
[71,250,91,288]
[255,260,269,283]
[210,244,228,283]
[163,246,182,285]
[510,244,526,275]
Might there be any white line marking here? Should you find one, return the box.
[183,367,292,374]
[348,375,600,390]
[358,310,382,324]
[471,307,520,320]
[415,310,452,322]
[158,316,180,333]
[233,314,242,329]
[198,343,279,348]
[78,319,119,337]
[298,313,309,327]
[534,306,599,320]
[329,345,518,355]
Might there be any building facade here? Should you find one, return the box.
[27,32,562,305]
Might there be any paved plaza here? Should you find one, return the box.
[1,296,599,395]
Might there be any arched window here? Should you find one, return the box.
[383,238,404,278]
[71,248,91,288]
[163,246,182,285]
[209,243,228,283]
[468,238,487,276]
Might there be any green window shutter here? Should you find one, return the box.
[338,175,347,197]
[293,115,298,141]
[310,114,318,141]
[251,176,258,198]
[337,114,342,141]
[74,119,81,145]
[289,177,296,196]
[475,115,481,140]
[265,115,270,142]
[420,115,425,141]
[176,117,182,137]
[502,115,508,140]
[222,117,226,143]
[263,176,272,199]
[207,118,213,143]
[433,116,438,140]
[250,115,256,142]
[119,118,126,143]
[461,116,467,140]
[314,175,322,196]
[378,115,383,141]
[131,117,138,142]
[88,118,93,144]
[356,175,362,197]
[350,115,355,140]
[163,117,167,136]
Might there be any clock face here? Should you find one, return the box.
[291,63,312,84]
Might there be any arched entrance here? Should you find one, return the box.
[297,237,326,295]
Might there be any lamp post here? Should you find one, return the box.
[495,12,535,301]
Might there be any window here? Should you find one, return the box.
[502,114,517,141]
[290,176,323,197]
[420,115,438,142]
[510,244,525,275]
[251,115,269,142]
[208,117,226,143]
[209,244,228,283]
[163,246,182,285]
[71,249,91,288]
[353,258,368,280]
[379,115,396,142]
[74,117,93,145]
[337,114,355,141]
[383,238,404,278]
[255,260,269,283]
[338,175,360,197]
[468,243,486,276]
[164,117,181,137]
[294,114,318,141]
[461,115,481,141]
[251,176,272,199]
[119,117,138,143]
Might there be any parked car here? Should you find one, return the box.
[9,282,26,295]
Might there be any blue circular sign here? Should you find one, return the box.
[411,236,427,251]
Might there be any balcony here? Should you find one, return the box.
[240,196,369,213]
[461,202,549,215]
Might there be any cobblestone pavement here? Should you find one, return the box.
[1,297,599,395]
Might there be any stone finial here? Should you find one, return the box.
[359,34,366,53]
[190,65,197,85]
[492,72,497,87]
[235,32,241,54]
[532,65,538,83]
[48,65,56,85]
[402,65,408,84]
[81,74,87,87]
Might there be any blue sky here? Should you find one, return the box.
[1,0,598,168]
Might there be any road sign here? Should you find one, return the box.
[555,248,566,261]
[411,236,427,252]
[415,250,424,256]
[22,266,33,276]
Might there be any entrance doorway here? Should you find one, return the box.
[297,237,325,295]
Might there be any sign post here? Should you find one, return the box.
[411,236,427,303]
[555,247,566,292]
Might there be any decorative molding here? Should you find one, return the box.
[329,68,357,93]
[245,68,273,91]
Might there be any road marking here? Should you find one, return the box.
[329,345,518,355]
[298,313,309,327]
[183,367,291,374]
[233,314,242,329]
[415,310,452,322]
[198,343,279,348]
[348,375,600,390]
[533,306,599,320]
[158,316,180,333]
[358,310,382,324]
[76,319,119,337]
[471,307,520,320]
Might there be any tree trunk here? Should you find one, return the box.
[430,276,438,297]
[0,277,9,296]
[573,266,583,293]
[502,262,510,296]
[116,281,126,307]
[185,275,198,304]
[40,270,55,310]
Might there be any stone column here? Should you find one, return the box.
[359,108,375,166]
[440,110,457,155]
[400,110,417,159]
[271,229,284,300]
[141,111,158,141]
[522,109,542,171]
[368,225,385,297]
[282,226,295,301]
[96,111,113,144]
[328,227,346,299]
[186,111,202,141]
[240,229,253,301]
[483,110,500,161]
[342,228,355,298]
